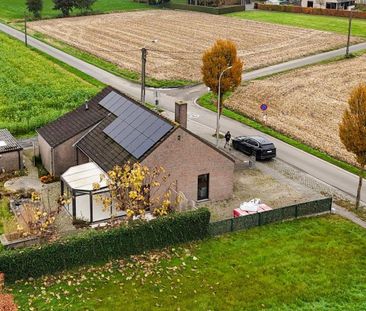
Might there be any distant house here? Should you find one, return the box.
[0,129,23,173]
[188,0,246,6]
[37,87,234,223]
[301,0,355,9]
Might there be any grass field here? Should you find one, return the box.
[10,215,366,310]
[0,0,150,22]
[0,32,102,137]
[229,10,366,38]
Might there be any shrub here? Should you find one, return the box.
[53,0,75,17]
[74,0,96,13]
[26,0,43,18]
[0,208,211,282]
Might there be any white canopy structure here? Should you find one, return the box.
[61,162,125,223]
[62,162,107,191]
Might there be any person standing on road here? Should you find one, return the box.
[224,131,231,149]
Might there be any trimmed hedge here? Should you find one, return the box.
[0,208,210,282]
[164,3,245,14]
[256,4,366,19]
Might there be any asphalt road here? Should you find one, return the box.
[1,22,366,202]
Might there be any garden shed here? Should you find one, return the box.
[0,129,23,173]
[61,162,126,223]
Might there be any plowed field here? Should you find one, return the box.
[225,54,366,165]
[29,10,360,81]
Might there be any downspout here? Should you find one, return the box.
[51,147,55,176]
[17,150,21,170]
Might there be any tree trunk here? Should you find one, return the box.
[356,165,364,210]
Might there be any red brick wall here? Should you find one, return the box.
[142,127,234,202]
[0,294,18,311]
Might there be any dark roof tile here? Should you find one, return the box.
[76,115,137,172]
[0,129,22,153]
[37,87,113,147]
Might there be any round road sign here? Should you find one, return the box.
[260,104,268,111]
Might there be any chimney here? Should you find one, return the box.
[175,101,187,128]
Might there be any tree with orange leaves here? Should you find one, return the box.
[201,39,243,115]
[339,83,366,209]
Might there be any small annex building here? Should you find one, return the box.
[37,87,235,222]
[0,129,23,173]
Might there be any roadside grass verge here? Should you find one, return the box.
[197,92,366,178]
[10,215,366,310]
[228,10,366,38]
[26,31,196,88]
[0,32,102,137]
[0,0,151,23]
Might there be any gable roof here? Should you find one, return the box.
[37,87,113,147]
[75,88,177,172]
[0,129,22,153]
[38,85,234,172]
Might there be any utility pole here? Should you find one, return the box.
[24,12,28,47]
[346,6,354,58]
[140,47,147,105]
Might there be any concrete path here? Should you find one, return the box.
[333,204,366,229]
[1,22,366,204]
[4,152,43,192]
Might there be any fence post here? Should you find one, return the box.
[258,213,262,226]
[295,205,298,219]
[230,218,234,232]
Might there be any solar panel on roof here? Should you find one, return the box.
[100,91,173,159]
[132,139,156,159]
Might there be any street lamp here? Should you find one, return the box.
[346,5,355,58]
[216,65,232,147]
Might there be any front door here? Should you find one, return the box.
[197,174,209,201]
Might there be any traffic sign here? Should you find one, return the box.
[260,104,268,111]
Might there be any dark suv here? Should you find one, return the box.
[232,136,276,160]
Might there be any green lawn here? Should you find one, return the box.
[0,0,150,22]
[228,10,366,38]
[0,32,102,136]
[10,215,366,310]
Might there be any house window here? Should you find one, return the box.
[197,174,209,201]
[307,1,313,7]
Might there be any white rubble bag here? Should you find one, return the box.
[239,198,261,212]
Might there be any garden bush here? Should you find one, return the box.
[0,208,210,282]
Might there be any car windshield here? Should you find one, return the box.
[251,136,269,144]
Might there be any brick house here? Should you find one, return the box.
[0,129,23,173]
[300,0,355,9]
[37,87,234,222]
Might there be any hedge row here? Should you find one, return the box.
[256,4,366,19]
[0,208,211,282]
[164,3,245,14]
